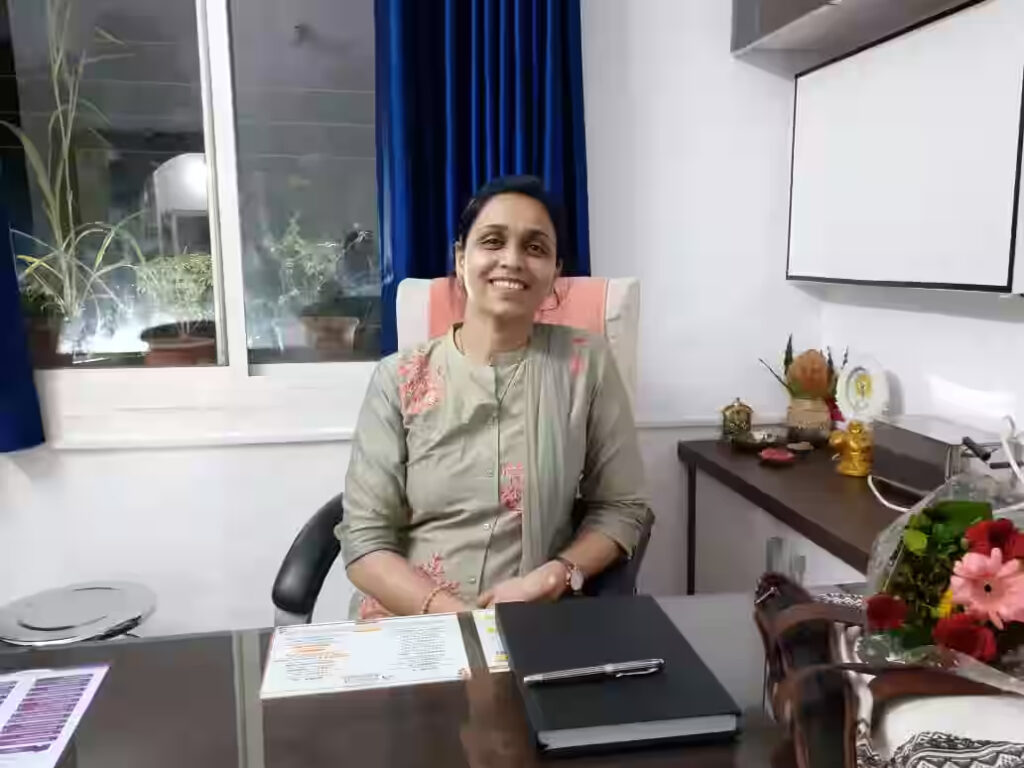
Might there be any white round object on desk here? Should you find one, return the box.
[0,582,156,647]
[835,357,889,423]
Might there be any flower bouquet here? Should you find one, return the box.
[865,484,1024,693]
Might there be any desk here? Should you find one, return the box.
[0,594,779,767]
[678,440,905,594]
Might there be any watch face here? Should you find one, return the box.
[569,567,585,592]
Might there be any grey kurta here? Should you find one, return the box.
[337,323,648,619]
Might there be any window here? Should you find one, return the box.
[4,0,218,368]
[230,0,380,364]
[6,0,380,447]
[6,0,380,373]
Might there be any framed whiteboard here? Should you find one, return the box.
[787,0,1024,291]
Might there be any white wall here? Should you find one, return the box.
[581,0,822,592]
[0,442,357,636]
[818,286,1024,433]
[581,0,820,425]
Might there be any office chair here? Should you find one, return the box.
[150,153,208,256]
[272,276,651,626]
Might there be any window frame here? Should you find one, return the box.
[34,0,376,450]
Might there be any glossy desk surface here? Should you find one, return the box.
[0,594,779,767]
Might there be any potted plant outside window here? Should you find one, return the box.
[263,213,366,354]
[136,252,216,366]
[6,0,140,365]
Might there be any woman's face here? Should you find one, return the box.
[456,193,561,323]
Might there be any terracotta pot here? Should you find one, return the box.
[24,315,71,368]
[786,397,832,445]
[141,322,217,366]
[300,315,360,354]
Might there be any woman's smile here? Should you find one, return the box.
[488,276,529,292]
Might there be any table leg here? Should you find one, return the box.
[686,462,697,595]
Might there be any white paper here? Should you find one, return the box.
[472,609,508,673]
[0,666,108,768]
[260,613,471,699]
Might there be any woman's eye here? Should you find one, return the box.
[480,236,503,248]
[528,242,548,255]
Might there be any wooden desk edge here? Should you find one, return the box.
[677,441,870,575]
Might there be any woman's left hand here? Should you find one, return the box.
[477,561,566,607]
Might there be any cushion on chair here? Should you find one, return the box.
[396,276,640,403]
[426,276,608,338]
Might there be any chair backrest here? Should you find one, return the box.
[396,276,640,403]
[152,153,208,216]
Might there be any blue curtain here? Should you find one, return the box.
[375,0,591,354]
[0,206,44,452]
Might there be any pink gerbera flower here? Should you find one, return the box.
[950,548,1024,630]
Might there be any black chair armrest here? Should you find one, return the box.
[272,494,345,618]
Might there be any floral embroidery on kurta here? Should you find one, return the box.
[569,336,587,379]
[397,349,443,415]
[500,463,525,520]
[358,553,460,620]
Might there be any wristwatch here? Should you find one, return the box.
[555,556,585,595]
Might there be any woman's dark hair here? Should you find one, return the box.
[455,175,567,263]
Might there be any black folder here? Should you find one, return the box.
[495,596,740,754]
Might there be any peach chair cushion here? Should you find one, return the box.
[396,276,640,403]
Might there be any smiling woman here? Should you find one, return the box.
[336,175,652,620]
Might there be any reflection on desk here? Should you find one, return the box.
[0,594,779,768]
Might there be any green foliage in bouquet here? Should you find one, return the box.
[880,500,992,649]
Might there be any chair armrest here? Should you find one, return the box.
[272,494,345,620]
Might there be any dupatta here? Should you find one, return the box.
[519,324,587,573]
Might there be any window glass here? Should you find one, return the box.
[230,0,380,364]
[3,0,217,367]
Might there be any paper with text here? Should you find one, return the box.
[472,609,509,673]
[0,666,108,768]
[260,613,471,699]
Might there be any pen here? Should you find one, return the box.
[522,658,664,686]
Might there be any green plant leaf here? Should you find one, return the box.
[92,224,121,269]
[93,26,125,46]
[82,52,133,67]
[909,512,932,532]
[929,500,992,528]
[77,97,110,125]
[0,120,59,231]
[17,253,62,280]
[903,529,928,555]
[759,358,795,395]
[931,522,957,543]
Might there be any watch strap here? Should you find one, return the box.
[555,556,584,593]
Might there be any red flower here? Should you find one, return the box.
[965,519,1024,559]
[825,397,843,424]
[866,594,908,631]
[932,614,998,662]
